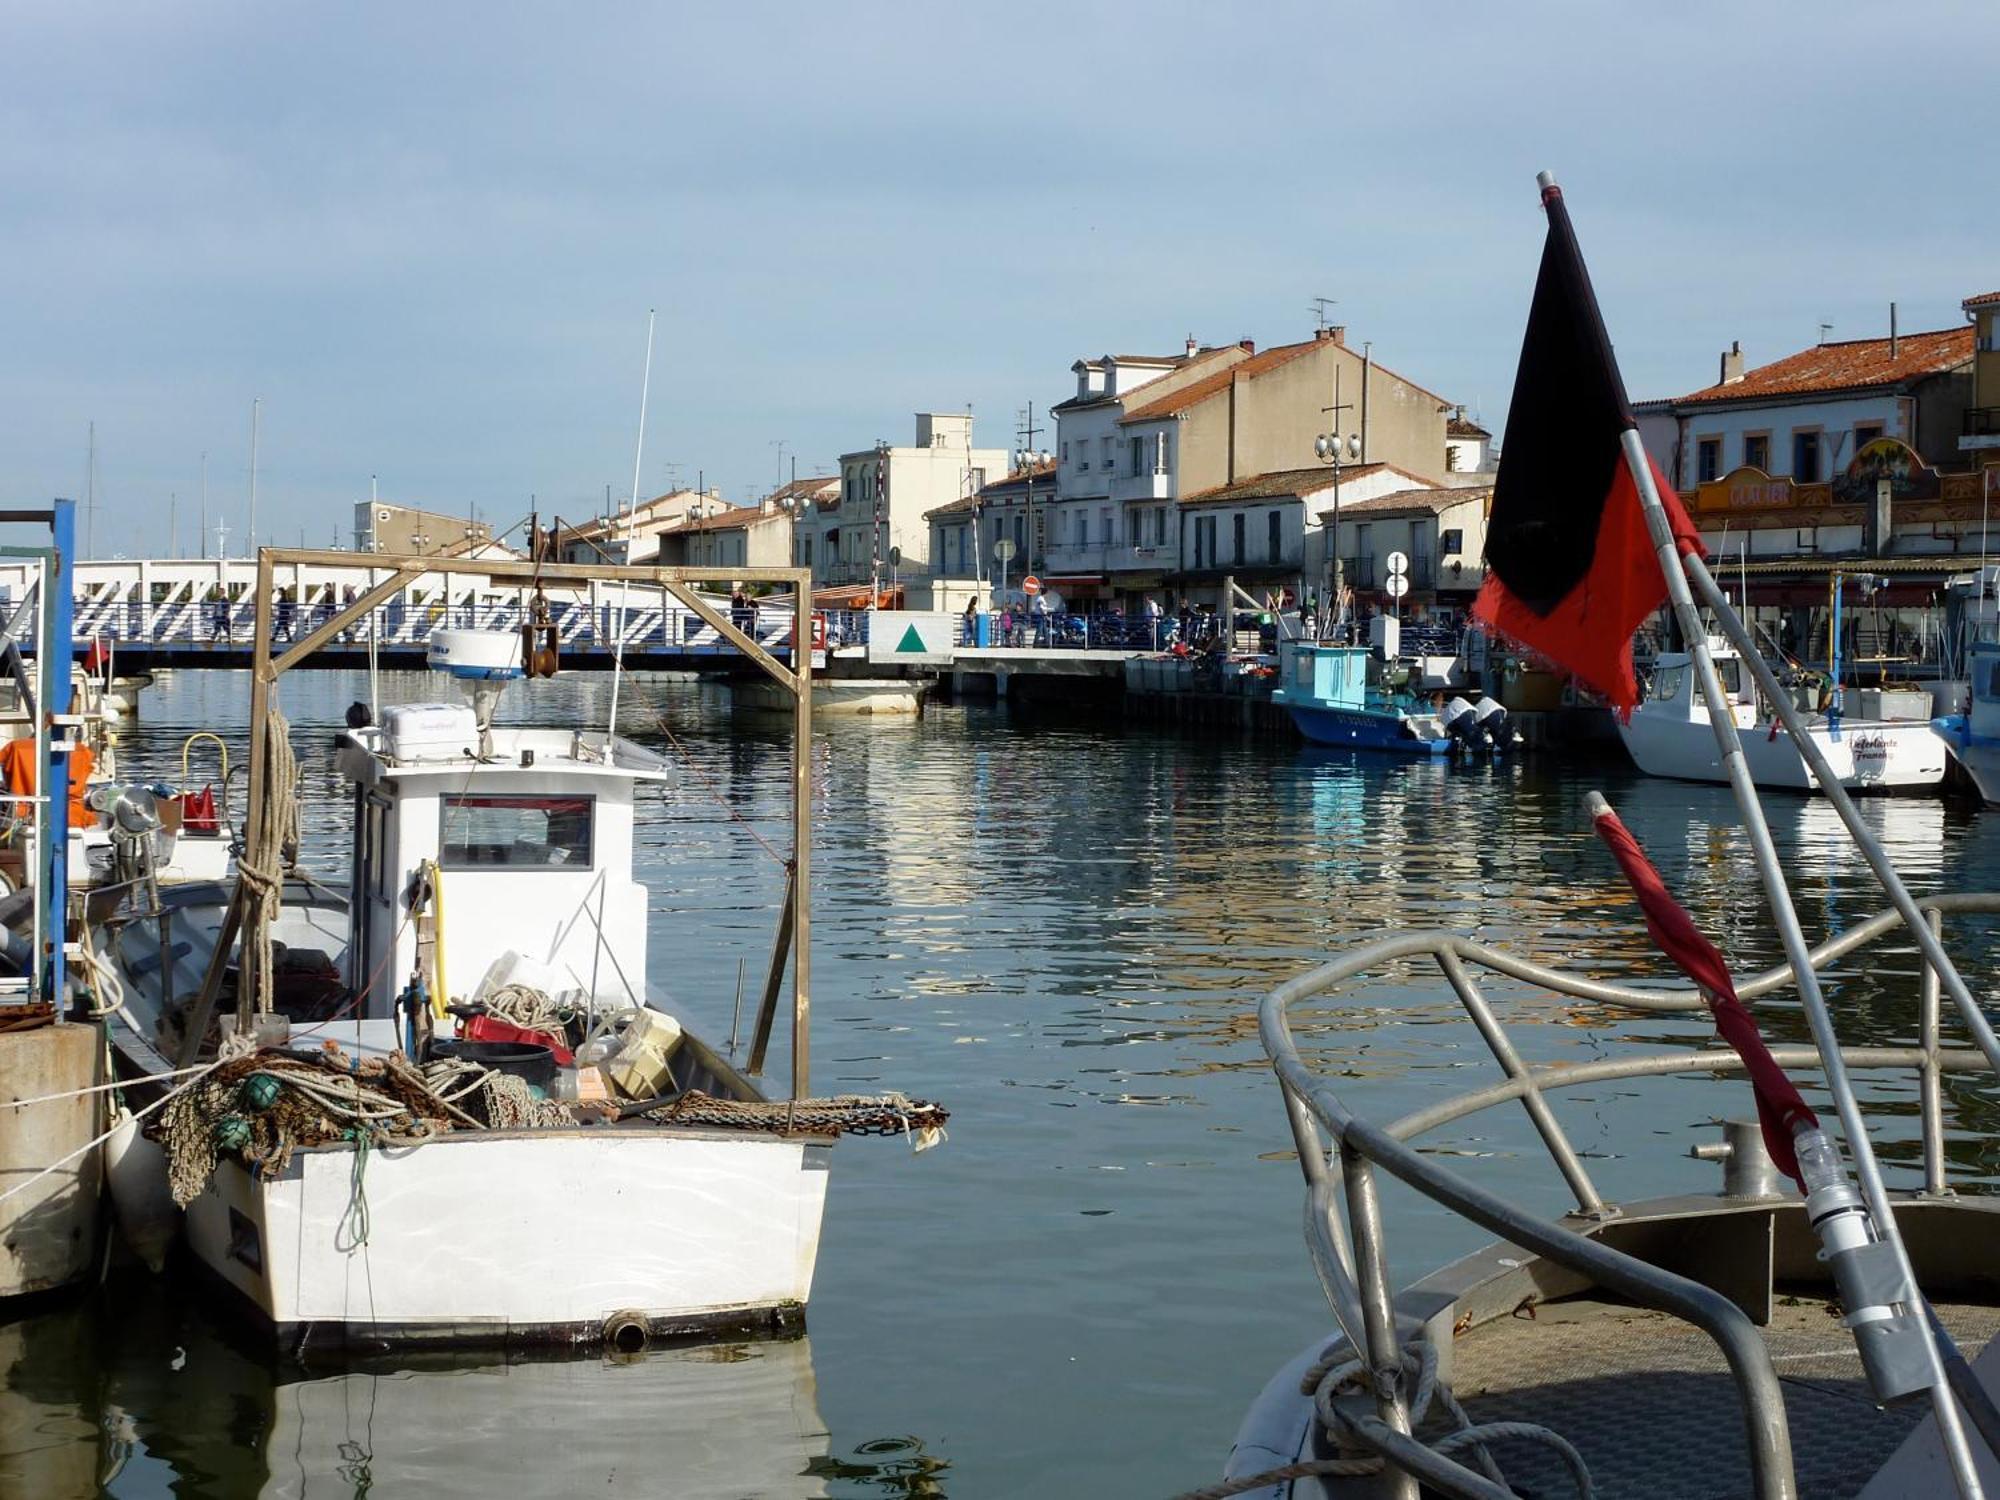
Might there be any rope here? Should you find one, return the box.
[1170,1337,1593,1500]
[648,713,790,867]
[635,1089,948,1147]
[479,983,574,1044]
[237,702,301,1018]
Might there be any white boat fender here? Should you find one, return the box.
[103,1106,180,1274]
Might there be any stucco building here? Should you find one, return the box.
[656,498,795,571]
[353,502,493,557]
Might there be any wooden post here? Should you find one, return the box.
[744,863,796,1077]
[791,573,812,1100]
[239,550,274,1024]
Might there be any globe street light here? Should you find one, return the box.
[1313,429,1362,639]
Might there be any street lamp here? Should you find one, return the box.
[1313,429,1362,639]
[1013,448,1051,577]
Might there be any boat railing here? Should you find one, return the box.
[1260,893,2000,1500]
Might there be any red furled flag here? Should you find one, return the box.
[1589,797,1819,1188]
[1475,178,1703,710]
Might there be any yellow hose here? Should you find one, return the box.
[422,858,449,1019]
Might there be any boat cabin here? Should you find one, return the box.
[334,703,668,1020]
[1278,643,1371,710]
[1640,648,1752,725]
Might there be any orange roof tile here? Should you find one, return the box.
[1177,462,1435,508]
[1964,291,2000,309]
[1118,340,1320,424]
[1673,326,1972,406]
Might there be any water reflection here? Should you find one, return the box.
[3,672,1996,1496]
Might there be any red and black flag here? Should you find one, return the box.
[1474,178,1702,710]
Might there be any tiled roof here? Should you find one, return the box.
[1965,291,2000,309]
[765,475,838,505]
[1672,326,1973,406]
[1338,485,1488,517]
[1446,416,1490,438]
[924,461,1058,520]
[1119,340,1319,424]
[663,505,786,535]
[1178,462,1434,508]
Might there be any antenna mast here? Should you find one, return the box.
[606,310,657,755]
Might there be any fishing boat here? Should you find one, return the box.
[1619,641,1946,792]
[1931,638,2000,803]
[1273,640,1451,755]
[87,549,943,1350]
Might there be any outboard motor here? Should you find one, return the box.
[1442,695,1482,748]
[1473,695,1514,751]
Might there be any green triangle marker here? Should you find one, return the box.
[896,624,928,653]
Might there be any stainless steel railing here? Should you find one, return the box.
[1260,895,2000,1500]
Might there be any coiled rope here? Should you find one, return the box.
[236,701,301,1016]
[1169,1336,1593,1500]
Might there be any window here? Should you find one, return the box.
[1075,444,1089,472]
[1129,435,1145,475]
[1013,514,1025,550]
[1440,528,1464,556]
[1100,436,1113,470]
[441,795,593,870]
[1076,512,1089,545]
[1648,664,1686,704]
[1267,509,1282,564]
[1232,513,1246,565]
[1792,431,1820,483]
[1099,507,1113,544]
[1743,434,1770,471]
[1154,507,1168,546]
[1854,423,1884,452]
[1696,438,1721,483]
[1196,515,1217,567]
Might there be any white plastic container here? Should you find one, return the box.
[606,1007,685,1101]
[382,702,478,763]
[471,950,579,1010]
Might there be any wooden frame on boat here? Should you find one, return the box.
[176,549,819,1102]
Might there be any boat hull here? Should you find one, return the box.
[1933,717,2000,803]
[1280,702,1450,755]
[181,1126,832,1348]
[1617,712,1944,791]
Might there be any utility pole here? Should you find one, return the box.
[169,493,177,557]
[1315,367,1358,637]
[770,440,788,496]
[1016,403,1046,581]
[248,397,261,557]
[84,421,97,559]
[200,452,209,560]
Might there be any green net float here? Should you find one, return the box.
[239,1073,283,1113]
[214,1114,253,1152]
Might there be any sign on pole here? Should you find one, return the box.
[867,610,955,665]
[1384,573,1410,600]
[1386,550,1409,578]
[1021,575,1042,597]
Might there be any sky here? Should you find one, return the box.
[4,2,1995,558]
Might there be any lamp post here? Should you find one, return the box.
[1313,427,1362,640]
[1013,446,1051,579]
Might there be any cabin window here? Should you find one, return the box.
[1982,660,2000,703]
[1649,664,1686,703]
[440,794,594,869]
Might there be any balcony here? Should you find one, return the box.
[1044,542,1108,576]
[1110,470,1173,503]
[1105,543,1177,574]
[1962,407,2000,451]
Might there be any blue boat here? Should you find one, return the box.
[1272,641,1451,755]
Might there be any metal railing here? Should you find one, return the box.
[1261,892,2000,1500]
[1963,406,2000,438]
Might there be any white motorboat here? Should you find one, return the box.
[1618,643,1945,792]
[93,556,937,1351]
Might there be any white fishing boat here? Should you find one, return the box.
[1932,637,2000,803]
[1619,643,1945,792]
[92,550,942,1350]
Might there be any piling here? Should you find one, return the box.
[0,1019,104,1298]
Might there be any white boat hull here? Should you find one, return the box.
[183,1125,831,1345]
[1618,711,1945,791]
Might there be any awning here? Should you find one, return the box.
[1045,574,1105,586]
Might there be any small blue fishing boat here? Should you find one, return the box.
[1272,641,1451,754]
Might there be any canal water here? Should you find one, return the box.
[5,669,1998,1498]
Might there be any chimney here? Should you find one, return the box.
[1719,340,1745,385]
[1185,335,1198,358]
[1239,338,1255,354]
[1328,325,1346,346]
[1890,302,1899,361]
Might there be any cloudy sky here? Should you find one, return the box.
[5,2,1993,556]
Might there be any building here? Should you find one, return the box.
[353,502,493,557]
[656,498,795,571]
[1048,327,1456,606]
[1639,322,1975,491]
[1444,410,1495,476]
[925,460,1059,603]
[549,489,720,565]
[793,413,1010,595]
[1960,290,2000,463]
[1171,462,1465,609]
[1328,485,1491,608]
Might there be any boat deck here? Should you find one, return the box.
[1447,1292,2000,1499]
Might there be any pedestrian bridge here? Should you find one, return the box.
[0,556,1179,674]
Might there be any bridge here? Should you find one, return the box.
[0,556,1170,677]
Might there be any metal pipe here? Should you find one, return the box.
[1617,423,1983,1496]
[1436,945,1606,1216]
[1340,1143,1419,1500]
[1685,553,2000,1081]
[1281,1077,1368,1350]
[1920,907,1947,1196]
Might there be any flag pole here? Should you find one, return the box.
[1538,163,1986,1498]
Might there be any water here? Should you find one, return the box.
[6,669,1999,1498]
